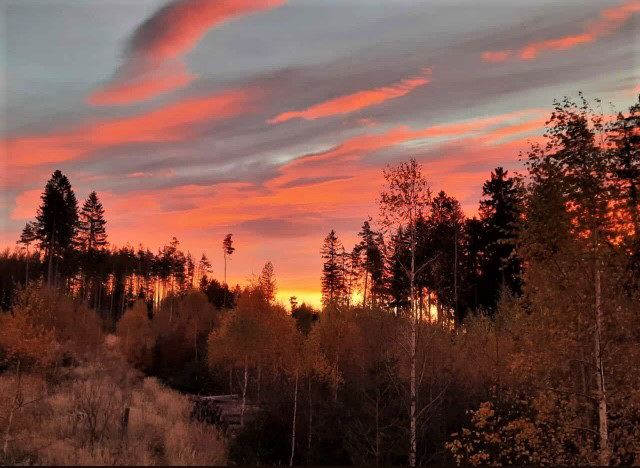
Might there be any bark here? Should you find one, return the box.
[409,229,417,467]
[25,245,30,284]
[307,377,313,453]
[375,390,381,466]
[594,257,609,465]
[454,230,459,331]
[241,356,248,426]
[47,223,55,287]
[257,360,262,403]
[333,354,340,403]
[223,253,227,308]
[363,270,368,308]
[290,371,299,467]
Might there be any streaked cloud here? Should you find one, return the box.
[483,0,640,62]
[7,88,258,168]
[89,0,287,106]
[268,68,431,124]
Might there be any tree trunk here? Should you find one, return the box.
[363,270,368,308]
[257,360,262,403]
[594,257,609,466]
[25,245,30,284]
[47,223,55,287]
[375,390,381,466]
[223,253,227,308]
[307,377,313,454]
[409,232,417,467]
[290,371,299,467]
[241,356,248,426]
[454,230,459,331]
[333,354,340,403]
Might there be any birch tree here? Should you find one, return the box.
[378,157,432,466]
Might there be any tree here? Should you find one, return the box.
[197,253,212,288]
[378,157,432,466]
[477,167,523,312]
[17,222,37,284]
[610,96,640,242]
[35,170,78,286]
[77,191,107,252]
[259,261,277,303]
[519,95,623,465]
[423,191,465,325]
[356,219,385,308]
[223,234,235,307]
[279,324,330,466]
[320,230,346,306]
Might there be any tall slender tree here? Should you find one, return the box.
[379,157,432,466]
[222,234,235,307]
[17,222,38,284]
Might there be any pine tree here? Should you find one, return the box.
[320,230,345,305]
[35,170,79,286]
[77,191,107,252]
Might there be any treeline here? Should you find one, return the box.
[0,177,238,320]
[1,94,639,466]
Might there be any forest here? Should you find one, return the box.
[0,94,639,466]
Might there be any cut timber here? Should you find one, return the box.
[189,394,260,436]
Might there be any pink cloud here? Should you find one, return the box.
[89,62,197,106]
[268,68,431,124]
[483,0,640,62]
[7,87,258,168]
[481,50,512,63]
[90,0,287,106]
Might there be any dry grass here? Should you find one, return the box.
[0,342,226,466]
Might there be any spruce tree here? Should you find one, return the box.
[477,167,523,311]
[320,230,345,305]
[77,191,107,252]
[35,170,79,286]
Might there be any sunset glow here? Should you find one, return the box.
[2,0,638,307]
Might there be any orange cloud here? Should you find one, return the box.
[481,50,512,63]
[7,88,257,168]
[483,0,640,62]
[268,68,431,124]
[280,109,545,170]
[7,115,544,309]
[91,0,287,106]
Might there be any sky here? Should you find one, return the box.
[1,0,639,306]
